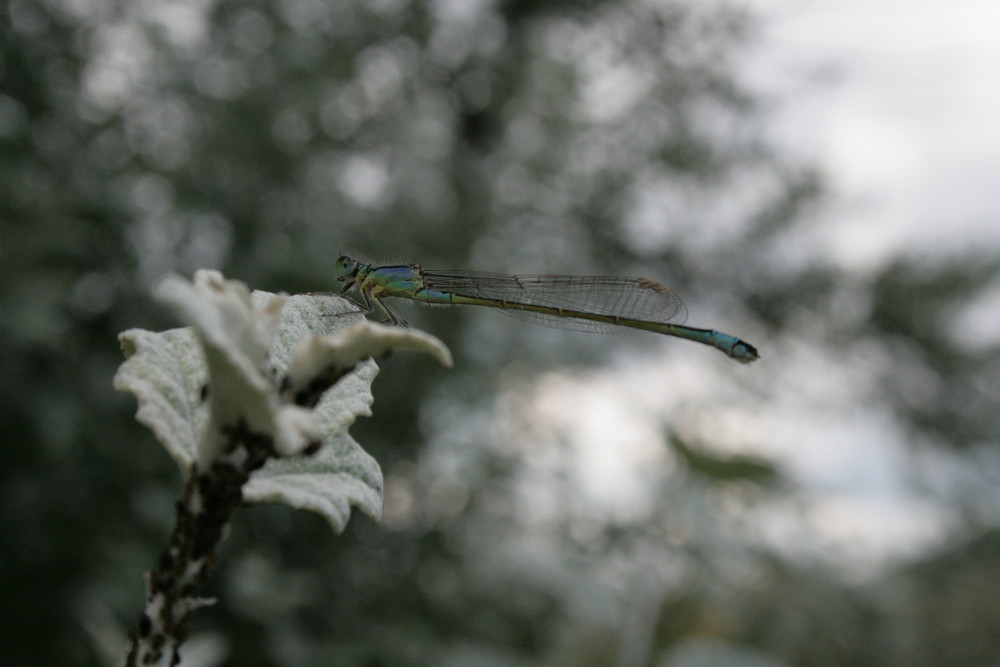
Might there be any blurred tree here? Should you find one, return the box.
[2,0,999,665]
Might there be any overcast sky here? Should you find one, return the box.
[739,0,1000,269]
[517,1,1000,577]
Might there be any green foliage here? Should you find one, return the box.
[669,434,781,487]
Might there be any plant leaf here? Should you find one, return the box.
[115,326,207,469]
[114,273,450,532]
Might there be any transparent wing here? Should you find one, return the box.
[421,270,688,334]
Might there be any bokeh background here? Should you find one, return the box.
[3,0,1000,664]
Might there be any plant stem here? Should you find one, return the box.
[126,420,276,666]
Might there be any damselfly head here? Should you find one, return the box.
[334,255,361,282]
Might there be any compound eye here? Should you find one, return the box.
[334,256,356,279]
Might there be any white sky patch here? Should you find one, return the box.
[517,369,672,519]
[497,330,956,575]
[737,0,1000,270]
[754,494,954,579]
[801,495,954,575]
[578,59,653,124]
[338,154,392,208]
[767,409,909,496]
[949,277,1000,352]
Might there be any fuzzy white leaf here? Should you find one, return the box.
[115,327,207,468]
[154,271,286,466]
[284,321,452,404]
[115,276,452,533]
[243,429,383,531]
